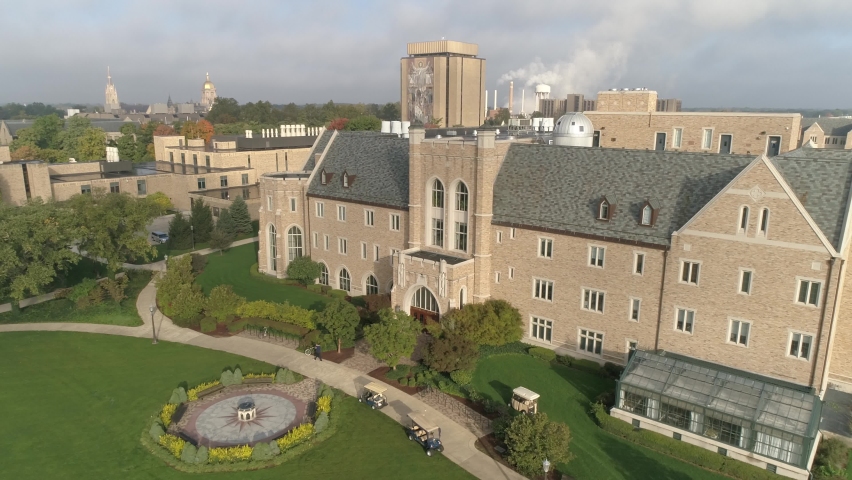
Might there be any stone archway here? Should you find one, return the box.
[407,285,439,324]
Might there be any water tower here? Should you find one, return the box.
[534,84,551,113]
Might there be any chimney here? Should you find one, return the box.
[509,81,514,116]
[494,89,497,110]
[521,89,525,116]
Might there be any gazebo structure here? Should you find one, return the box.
[612,350,822,480]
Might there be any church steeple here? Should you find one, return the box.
[104,66,120,113]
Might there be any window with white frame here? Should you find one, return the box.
[287,226,303,261]
[796,279,821,306]
[455,222,468,251]
[337,205,347,221]
[510,228,516,239]
[338,238,348,255]
[366,275,379,295]
[728,319,750,346]
[539,238,553,258]
[759,208,769,236]
[788,332,813,360]
[634,253,645,275]
[673,128,683,148]
[702,128,713,149]
[681,260,700,285]
[495,272,501,283]
[454,182,469,251]
[497,231,503,243]
[630,298,641,322]
[431,179,445,247]
[675,308,695,333]
[339,268,351,292]
[738,206,749,234]
[313,232,318,248]
[361,242,367,259]
[390,248,399,263]
[267,195,272,210]
[364,209,374,227]
[583,288,605,313]
[531,317,552,342]
[589,246,605,267]
[579,329,603,356]
[641,205,653,225]
[509,267,514,279]
[533,278,554,301]
[373,245,380,261]
[315,201,324,218]
[319,264,329,285]
[598,200,610,220]
[739,269,753,295]
[324,235,329,251]
[390,213,400,231]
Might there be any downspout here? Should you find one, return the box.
[818,258,846,396]
[654,247,670,351]
[809,257,837,389]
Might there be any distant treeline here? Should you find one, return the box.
[683,107,852,118]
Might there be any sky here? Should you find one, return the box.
[0,0,850,109]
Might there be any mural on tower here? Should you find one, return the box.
[407,58,433,125]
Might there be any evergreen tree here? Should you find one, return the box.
[209,226,234,254]
[230,196,253,235]
[190,198,214,243]
[167,212,192,250]
[216,207,237,238]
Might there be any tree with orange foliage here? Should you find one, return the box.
[10,145,41,160]
[328,118,349,130]
[196,119,214,143]
[152,124,176,136]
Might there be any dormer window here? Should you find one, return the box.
[599,201,610,220]
[641,205,652,225]
[320,169,328,185]
[639,200,659,226]
[597,196,616,221]
[342,171,349,188]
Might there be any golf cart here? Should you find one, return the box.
[510,386,540,414]
[406,413,444,456]
[358,382,388,410]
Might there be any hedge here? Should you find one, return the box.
[479,342,530,358]
[529,346,556,362]
[236,300,315,329]
[591,403,782,480]
[200,317,217,333]
[328,289,348,299]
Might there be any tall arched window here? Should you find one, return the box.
[319,263,329,285]
[454,182,469,251]
[339,268,351,292]
[287,226,303,261]
[599,200,610,220]
[459,287,466,308]
[739,206,750,234]
[641,205,653,225]
[366,275,379,295]
[412,286,439,313]
[268,224,277,272]
[431,179,445,247]
[759,208,770,236]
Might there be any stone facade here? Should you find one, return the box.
[595,90,658,113]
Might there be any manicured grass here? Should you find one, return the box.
[0,271,150,326]
[133,220,261,264]
[472,354,727,480]
[196,242,329,310]
[0,332,474,480]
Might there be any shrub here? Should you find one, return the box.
[306,284,324,293]
[68,278,98,303]
[268,441,281,457]
[276,423,314,451]
[205,285,245,322]
[190,253,207,275]
[492,412,514,441]
[165,284,205,326]
[194,445,208,465]
[244,372,275,380]
[180,443,197,464]
[364,294,391,312]
[556,355,573,367]
[227,319,248,332]
[480,341,530,358]
[160,403,178,427]
[423,318,442,337]
[814,437,850,480]
[328,289,348,299]
[450,369,473,386]
[236,300,316,329]
[168,387,188,404]
[385,364,410,380]
[200,317,217,333]
[316,299,360,353]
[156,255,204,326]
[187,380,220,401]
[466,387,483,403]
[603,362,625,379]
[316,396,332,415]
[232,367,243,384]
[208,445,253,463]
[275,367,299,385]
[158,433,186,459]
[505,412,572,477]
[250,442,273,461]
[100,276,128,303]
[318,383,335,400]
[444,299,523,346]
[286,256,322,285]
[424,333,479,373]
[149,422,165,442]
[436,378,467,397]
[314,411,329,433]
[529,346,556,362]
[220,370,234,386]
[594,391,615,411]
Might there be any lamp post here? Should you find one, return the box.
[149,305,158,344]
[542,458,551,480]
[190,225,195,250]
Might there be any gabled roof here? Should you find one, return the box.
[802,118,852,136]
[772,148,852,250]
[492,144,754,247]
[302,129,334,171]
[306,132,409,209]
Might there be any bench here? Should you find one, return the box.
[196,384,226,399]
[243,377,274,385]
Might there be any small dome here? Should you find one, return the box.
[552,112,594,147]
[203,72,215,90]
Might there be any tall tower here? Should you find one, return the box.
[508,81,514,116]
[201,72,217,111]
[534,84,550,113]
[104,67,120,113]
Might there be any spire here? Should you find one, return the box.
[206,72,210,81]
[107,66,112,85]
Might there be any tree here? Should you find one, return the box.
[10,145,40,160]
[76,127,106,161]
[208,226,234,254]
[345,115,381,131]
[364,308,420,370]
[189,198,214,243]
[531,111,544,118]
[155,255,205,325]
[424,333,478,372]
[503,413,572,477]
[229,196,253,234]
[286,256,321,285]
[443,299,522,346]
[152,124,176,136]
[316,299,360,353]
[196,119,215,143]
[0,201,80,304]
[378,102,401,121]
[167,212,192,250]
[328,118,349,130]
[116,133,137,161]
[180,121,199,141]
[215,207,237,238]
[207,97,241,124]
[204,285,245,321]
[69,191,159,273]
[144,192,173,214]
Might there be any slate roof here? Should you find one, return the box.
[303,129,335,171]
[307,132,409,209]
[772,147,852,250]
[802,118,852,136]
[492,144,755,247]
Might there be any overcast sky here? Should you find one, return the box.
[1,0,850,109]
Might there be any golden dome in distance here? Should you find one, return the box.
[203,72,214,90]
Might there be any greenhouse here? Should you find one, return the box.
[614,350,822,470]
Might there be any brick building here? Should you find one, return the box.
[800,118,852,149]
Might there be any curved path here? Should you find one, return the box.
[0,279,525,480]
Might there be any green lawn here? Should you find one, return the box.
[0,271,150,326]
[133,220,261,264]
[472,354,727,480]
[196,242,329,310]
[0,332,473,480]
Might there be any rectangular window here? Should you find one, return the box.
[361,242,367,259]
[136,180,147,195]
[205,155,210,168]
[324,235,329,251]
[583,288,605,313]
[220,175,228,187]
[539,238,553,258]
[109,181,120,193]
[729,319,750,346]
[675,308,695,333]
[181,153,185,164]
[313,232,318,248]
[242,188,250,199]
[169,152,174,162]
[241,173,249,185]
[681,261,700,285]
[531,317,552,343]
[316,202,324,218]
[579,329,604,356]
[374,245,380,261]
[455,222,468,251]
[510,228,516,239]
[80,184,91,194]
[739,270,753,295]
[788,332,813,360]
[702,128,713,149]
[497,231,503,244]
[589,246,605,267]
[673,128,683,148]
[495,272,501,283]
[630,298,641,322]
[634,253,645,275]
[192,154,198,166]
[289,198,296,212]
[797,279,821,306]
[509,267,514,279]
[337,205,347,221]
[432,218,444,247]
[365,209,374,227]
[212,206,219,217]
[197,177,206,190]
[390,214,400,231]
[220,190,229,200]
[533,278,554,301]
[267,196,272,211]
[338,238,348,255]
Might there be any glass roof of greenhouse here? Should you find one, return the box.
[620,351,820,438]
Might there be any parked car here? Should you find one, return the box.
[150,231,169,244]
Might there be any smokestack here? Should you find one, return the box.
[509,81,514,116]
[521,89,525,116]
[494,89,497,110]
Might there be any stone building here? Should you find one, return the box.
[258,114,852,478]
[104,67,120,113]
[800,118,852,149]
[201,73,217,111]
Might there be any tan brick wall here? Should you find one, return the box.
[153,136,183,162]
[596,90,658,113]
[585,112,801,154]
[0,146,10,162]
[25,163,53,202]
[162,146,310,175]
[0,163,27,205]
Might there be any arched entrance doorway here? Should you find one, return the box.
[410,286,439,324]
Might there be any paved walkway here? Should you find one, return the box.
[120,237,260,272]
[0,278,525,480]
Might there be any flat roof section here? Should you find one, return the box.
[407,250,468,266]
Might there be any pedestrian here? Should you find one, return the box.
[314,343,322,361]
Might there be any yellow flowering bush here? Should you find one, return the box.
[276,423,314,451]
[158,433,186,459]
[244,372,275,380]
[316,396,332,416]
[187,380,221,401]
[208,444,253,463]
[160,403,178,427]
